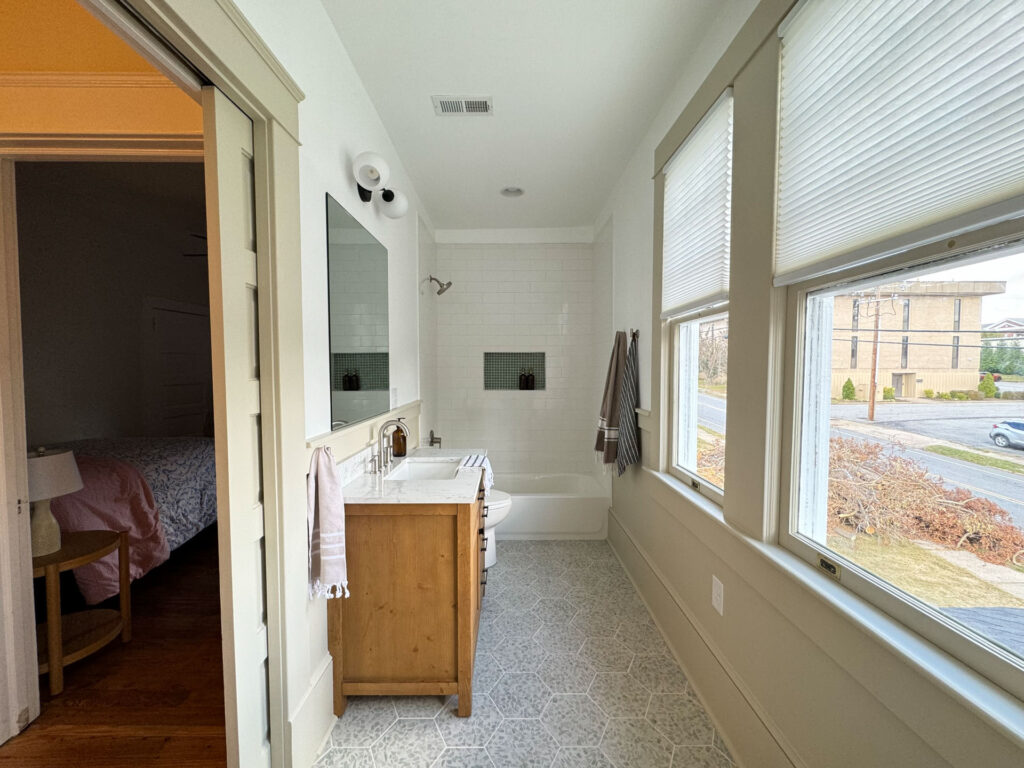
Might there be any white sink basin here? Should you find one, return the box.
[387,459,460,481]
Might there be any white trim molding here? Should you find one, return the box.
[434,227,595,245]
[0,133,203,160]
[0,72,178,89]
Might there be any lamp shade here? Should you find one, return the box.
[379,188,409,219]
[352,152,390,192]
[27,449,83,501]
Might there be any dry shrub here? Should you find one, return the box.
[828,437,1024,565]
[696,434,725,489]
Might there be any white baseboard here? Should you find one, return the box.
[288,653,336,768]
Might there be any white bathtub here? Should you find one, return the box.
[492,473,610,539]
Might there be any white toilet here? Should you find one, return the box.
[482,490,512,569]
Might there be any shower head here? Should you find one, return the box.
[429,275,453,295]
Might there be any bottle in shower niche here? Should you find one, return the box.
[352,369,361,391]
[518,368,527,390]
[392,417,407,457]
[526,368,535,390]
[342,370,353,391]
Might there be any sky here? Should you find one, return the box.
[926,250,1024,324]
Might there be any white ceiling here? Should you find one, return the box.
[323,0,725,229]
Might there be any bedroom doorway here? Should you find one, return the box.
[0,2,283,766]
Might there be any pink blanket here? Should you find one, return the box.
[50,456,170,604]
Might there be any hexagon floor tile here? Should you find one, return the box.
[432,746,495,767]
[435,694,503,747]
[331,697,397,747]
[541,694,608,747]
[324,542,734,767]
[371,718,445,767]
[600,718,674,768]
[314,747,374,768]
[646,692,715,746]
[490,672,552,718]
[485,718,559,766]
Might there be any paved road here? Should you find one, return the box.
[832,426,1024,528]
[697,391,726,433]
[831,401,1024,455]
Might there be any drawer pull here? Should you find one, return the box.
[481,570,488,585]
[482,506,489,518]
[480,536,488,553]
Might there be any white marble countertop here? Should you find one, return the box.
[342,447,487,505]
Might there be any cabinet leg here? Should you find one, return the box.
[44,564,62,696]
[457,680,472,717]
[118,532,132,642]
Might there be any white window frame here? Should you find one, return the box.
[780,216,1024,702]
[668,303,729,506]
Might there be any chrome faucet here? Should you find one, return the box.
[375,418,410,475]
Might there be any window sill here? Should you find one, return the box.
[640,467,1024,750]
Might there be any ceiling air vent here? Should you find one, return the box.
[432,95,493,116]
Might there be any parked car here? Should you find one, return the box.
[980,372,1003,381]
[989,421,1024,448]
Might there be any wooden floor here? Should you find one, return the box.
[0,526,226,767]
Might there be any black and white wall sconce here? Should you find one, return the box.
[352,151,408,219]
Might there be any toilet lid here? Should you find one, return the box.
[485,490,511,510]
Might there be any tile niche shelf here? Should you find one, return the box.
[484,352,546,390]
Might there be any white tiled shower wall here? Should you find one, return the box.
[432,243,606,476]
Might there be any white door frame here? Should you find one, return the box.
[0,160,38,745]
[0,0,306,765]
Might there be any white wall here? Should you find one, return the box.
[592,218,614,493]
[417,217,438,436]
[432,242,597,477]
[16,162,208,447]
[599,1,1024,767]
[232,0,432,441]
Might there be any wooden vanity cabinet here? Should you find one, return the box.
[328,484,486,717]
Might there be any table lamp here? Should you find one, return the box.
[27,448,82,557]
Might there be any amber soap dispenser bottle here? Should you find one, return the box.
[392,417,407,457]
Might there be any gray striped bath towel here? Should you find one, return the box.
[617,331,641,476]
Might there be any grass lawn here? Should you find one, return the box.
[699,384,727,397]
[925,444,1024,476]
[828,535,1024,608]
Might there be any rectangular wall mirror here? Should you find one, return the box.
[327,193,389,430]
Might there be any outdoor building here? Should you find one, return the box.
[830,280,1005,400]
[984,317,1024,338]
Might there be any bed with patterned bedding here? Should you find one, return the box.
[68,437,218,550]
[49,437,217,604]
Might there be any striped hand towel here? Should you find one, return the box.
[596,331,627,463]
[458,454,494,495]
[307,446,349,599]
[617,331,641,476]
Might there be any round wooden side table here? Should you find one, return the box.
[32,530,132,695]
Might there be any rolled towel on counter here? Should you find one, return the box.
[457,454,494,496]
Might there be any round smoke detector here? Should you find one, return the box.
[500,186,524,197]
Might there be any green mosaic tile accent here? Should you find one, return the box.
[484,352,546,390]
[332,352,389,391]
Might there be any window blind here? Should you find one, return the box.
[661,91,733,318]
[775,0,1024,285]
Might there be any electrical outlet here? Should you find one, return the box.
[711,575,724,616]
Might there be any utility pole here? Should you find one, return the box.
[867,286,881,422]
